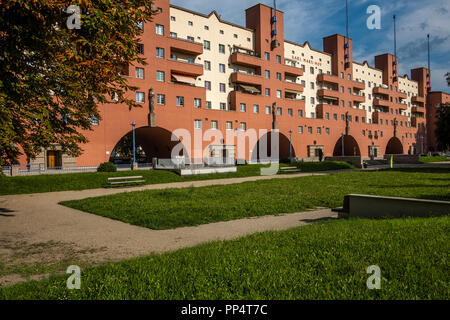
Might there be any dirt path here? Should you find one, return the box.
[0,171,337,287]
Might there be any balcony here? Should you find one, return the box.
[317,74,339,85]
[373,98,390,108]
[412,95,425,105]
[283,64,304,77]
[352,94,365,103]
[168,58,203,77]
[231,72,263,86]
[231,52,262,68]
[397,103,408,110]
[168,36,203,56]
[398,91,407,100]
[283,81,304,93]
[412,106,425,114]
[317,89,340,100]
[352,80,365,90]
[373,86,390,96]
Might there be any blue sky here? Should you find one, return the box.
[172,0,450,92]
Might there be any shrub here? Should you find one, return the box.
[97,162,117,172]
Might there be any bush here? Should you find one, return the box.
[97,162,117,172]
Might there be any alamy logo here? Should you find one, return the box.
[66,5,81,30]
[366,5,381,30]
[366,265,381,289]
[66,265,81,289]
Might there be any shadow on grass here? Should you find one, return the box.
[0,208,15,217]
[386,167,450,174]
[299,216,338,223]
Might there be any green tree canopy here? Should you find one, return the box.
[0,0,155,165]
[435,103,450,151]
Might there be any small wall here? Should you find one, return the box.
[324,156,362,168]
[383,154,420,164]
[178,166,237,176]
[338,194,450,219]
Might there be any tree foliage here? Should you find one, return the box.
[435,103,450,151]
[0,0,155,165]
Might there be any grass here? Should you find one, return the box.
[420,155,449,163]
[61,168,450,230]
[0,216,448,300]
[0,161,354,196]
[295,161,353,171]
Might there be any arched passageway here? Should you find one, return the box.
[385,137,403,155]
[333,135,361,156]
[251,131,295,162]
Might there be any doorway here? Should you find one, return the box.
[47,150,62,169]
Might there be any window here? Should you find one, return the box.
[319,69,323,74]
[204,40,210,50]
[176,96,184,106]
[187,36,194,42]
[219,64,225,73]
[265,88,270,96]
[240,103,246,112]
[341,100,345,107]
[265,70,270,79]
[333,114,337,120]
[204,25,209,30]
[310,97,315,105]
[234,34,238,38]
[226,121,232,130]
[310,67,314,74]
[157,94,165,105]
[298,110,303,117]
[310,82,315,89]
[276,55,281,63]
[348,88,351,94]
[341,114,345,121]
[155,24,164,35]
[219,83,226,92]
[301,64,305,71]
[308,127,312,134]
[265,106,271,114]
[205,81,211,91]
[204,61,211,71]
[298,126,303,134]
[264,52,270,61]
[276,90,281,98]
[156,71,165,82]
[211,120,218,130]
[317,127,321,134]
[170,16,176,21]
[138,44,144,54]
[240,122,246,131]
[310,112,315,118]
[188,21,193,26]
[348,101,352,108]
[301,80,306,86]
[340,72,344,78]
[288,108,293,116]
[170,32,177,38]
[135,67,144,79]
[276,72,282,81]
[253,104,259,113]
[362,130,366,136]
[194,120,202,129]
[136,92,145,103]
[219,30,224,35]
[220,103,226,110]
[277,107,282,116]
[206,101,212,109]
[326,128,330,135]
[219,44,225,53]
[156,47,164,58]
[340,86,344,93]
[325,112,330,120]
[194,98,202,108]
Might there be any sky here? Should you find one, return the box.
[171,0,450,92]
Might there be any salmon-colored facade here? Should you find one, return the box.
[19,1,450,168]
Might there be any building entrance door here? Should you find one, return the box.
[47,150,62,169]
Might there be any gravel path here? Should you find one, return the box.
[0,171,336,286]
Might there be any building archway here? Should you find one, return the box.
[385,137,403,155]
[332,135,361,156]
[109,126,189,164]
[251,131,295,163]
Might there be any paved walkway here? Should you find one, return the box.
[0,171,338,286]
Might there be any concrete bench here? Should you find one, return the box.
[279,166,299,173]
[107,176,145,186]
[333,194,450,219]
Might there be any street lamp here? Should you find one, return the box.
[235,127,239,165]
[341,133,345,156]
[289,129,293,163]
[132,121,136,169]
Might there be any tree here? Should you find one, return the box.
[435,103,450,151]
[0,0,155,165]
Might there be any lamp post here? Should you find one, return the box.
[289,129,293,163]
[341,133,345,156]
[235,127,239,165]
[132,122,136,169]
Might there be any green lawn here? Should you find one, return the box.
[1,217,448,300]
[420,155,449,163]
[0,162,352,196]
[61,168,450,230]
